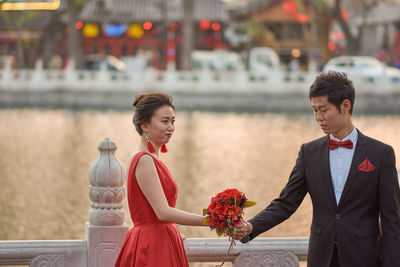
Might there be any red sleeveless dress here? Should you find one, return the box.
[114,152,189,267]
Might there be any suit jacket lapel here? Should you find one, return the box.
[320,135,338,209]
[337,130,368,209]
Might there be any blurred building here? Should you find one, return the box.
[229,0,332,70]
[349,3,400,66]
[0,0,228,70]
[0,9,63,68]
[76,0,229,69]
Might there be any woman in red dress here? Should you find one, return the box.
[114,93,206,267]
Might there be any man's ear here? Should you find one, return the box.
[341,99,351,113]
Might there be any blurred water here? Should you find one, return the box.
[0,109,399,266]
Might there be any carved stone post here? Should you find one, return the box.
[85,138,129,267]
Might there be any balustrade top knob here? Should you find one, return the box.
[89,138,125,187]
[98,137,117,151]
[88,138,126,226]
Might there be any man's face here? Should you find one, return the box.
[311,95,349,137]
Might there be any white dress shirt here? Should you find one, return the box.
[329,127,358,204]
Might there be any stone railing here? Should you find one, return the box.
[0,240,87,266]
[0,238,308,266]
[0,138,308,267]
[0,59,399,95]
[185,237,308,264]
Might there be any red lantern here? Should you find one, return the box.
[211,22,221,31]
[143,21,153,30]
[296,14,310,23]
[75,21,83,30]
[341,8,349,22]
[282,1,297,17]
[328,41,336,51]
[199,19,210,30]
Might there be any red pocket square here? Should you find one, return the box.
[358,158,375,172]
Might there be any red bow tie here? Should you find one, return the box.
[328,139,353,150]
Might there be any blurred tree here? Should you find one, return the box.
[41,11,63,68]
[180,0,194,70]
[66,0,84,68]
[240,0,388,56]
[305,0,386,55]
[0,0,75,68]
[0,10,43,68]
[328,0,365,55]
[244,19,267,45]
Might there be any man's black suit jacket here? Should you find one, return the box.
[248,130,400,267]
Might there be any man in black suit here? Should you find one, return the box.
[234,71,400,267]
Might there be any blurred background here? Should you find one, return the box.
[1,1,400,266]
[2,0,400,72]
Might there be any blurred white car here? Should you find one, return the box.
[192,50,245,71]
[323,56,400,82]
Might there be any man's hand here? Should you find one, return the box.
[233,220,253,241]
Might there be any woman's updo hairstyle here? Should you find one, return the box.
[132,92,175,135]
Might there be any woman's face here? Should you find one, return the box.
[142,105,175,146]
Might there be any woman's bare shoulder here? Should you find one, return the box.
[126,150,153,168]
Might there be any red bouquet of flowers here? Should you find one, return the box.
[203,188,256,237]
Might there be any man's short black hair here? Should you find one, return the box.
[309,71,355,114]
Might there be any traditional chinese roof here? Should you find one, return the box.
[80,0,229,23]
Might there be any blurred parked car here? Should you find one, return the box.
[192,50,245,71]
[122,54,148,71]
[191,47,283,72]
[248,47,282,72]
[323,56,400,82]
[80,55,126,72]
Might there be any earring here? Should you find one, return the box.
[146,136,156,153]
[161,144,168,153]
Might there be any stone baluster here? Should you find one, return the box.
[63,58,77,88]
[0,57,12,86]
[31,59,44,89]
[88,138,125,225]
[85,138,129,267]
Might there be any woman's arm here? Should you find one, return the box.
[136,154,206,226]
